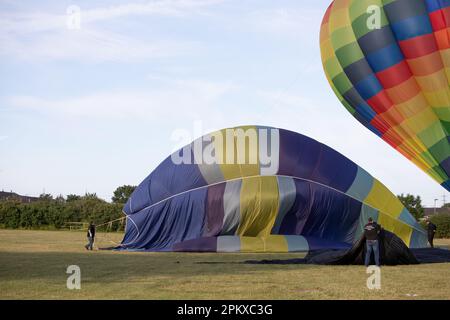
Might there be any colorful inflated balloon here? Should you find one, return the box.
[320,0,450,191]
[119,126,426,252]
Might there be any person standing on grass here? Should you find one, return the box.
[426,217,437,248]
[85,222,96,251]
[364,217,381,267]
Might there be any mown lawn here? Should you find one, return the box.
[0,229,449,300]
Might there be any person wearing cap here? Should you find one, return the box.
[426,217,437,248]
[364,217,381,267]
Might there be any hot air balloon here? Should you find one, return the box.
[320,0,450,191]
[118,126,426,252]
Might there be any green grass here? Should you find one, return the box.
[0,229,449,300]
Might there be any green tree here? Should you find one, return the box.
[397,194,424,221]
[112,185,136,204]
[55,194,65,203]
[0,191,124,231]
[66,194,81,202]
[39,193,53,201]
[430,214,450,238]
[83,193,99,200]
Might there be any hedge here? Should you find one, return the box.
[0,198,124,231]
[430,213,450,238]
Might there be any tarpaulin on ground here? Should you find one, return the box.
[245,230,450,265]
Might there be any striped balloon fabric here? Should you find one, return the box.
[320,0,450,191]
[118,126,426,252]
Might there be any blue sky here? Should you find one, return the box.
[0,0,448,207]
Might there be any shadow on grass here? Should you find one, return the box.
[0,251,318,282]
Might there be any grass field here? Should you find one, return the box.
[0,229,449,300]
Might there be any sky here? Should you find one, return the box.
[0,0,449,207]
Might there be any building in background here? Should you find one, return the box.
[0,191,39,203]
[423,207,450,217]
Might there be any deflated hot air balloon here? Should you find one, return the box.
[320,0,450,191]
[118,126,426,252]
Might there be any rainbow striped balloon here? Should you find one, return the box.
[320,0,450,191]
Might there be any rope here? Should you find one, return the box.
[81,215,128,248]
[94,233,121,246]
[95,216,126,228]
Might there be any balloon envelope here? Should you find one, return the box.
[320,0,450,191]
[118,126,426,252]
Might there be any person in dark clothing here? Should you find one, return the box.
[85,222,96,251]
[364,217,381,267]
[426,218,437,248]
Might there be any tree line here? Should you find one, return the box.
[398,193,449,238]
[0,185,136,232]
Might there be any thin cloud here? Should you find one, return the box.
[0,27,200,62]
[244,7,323,38]
[81,0,226,23]
[0,0,225,62]
[0,0,225,34]
[8,79,235,119]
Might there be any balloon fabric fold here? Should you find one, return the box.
[118,126,427,253]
